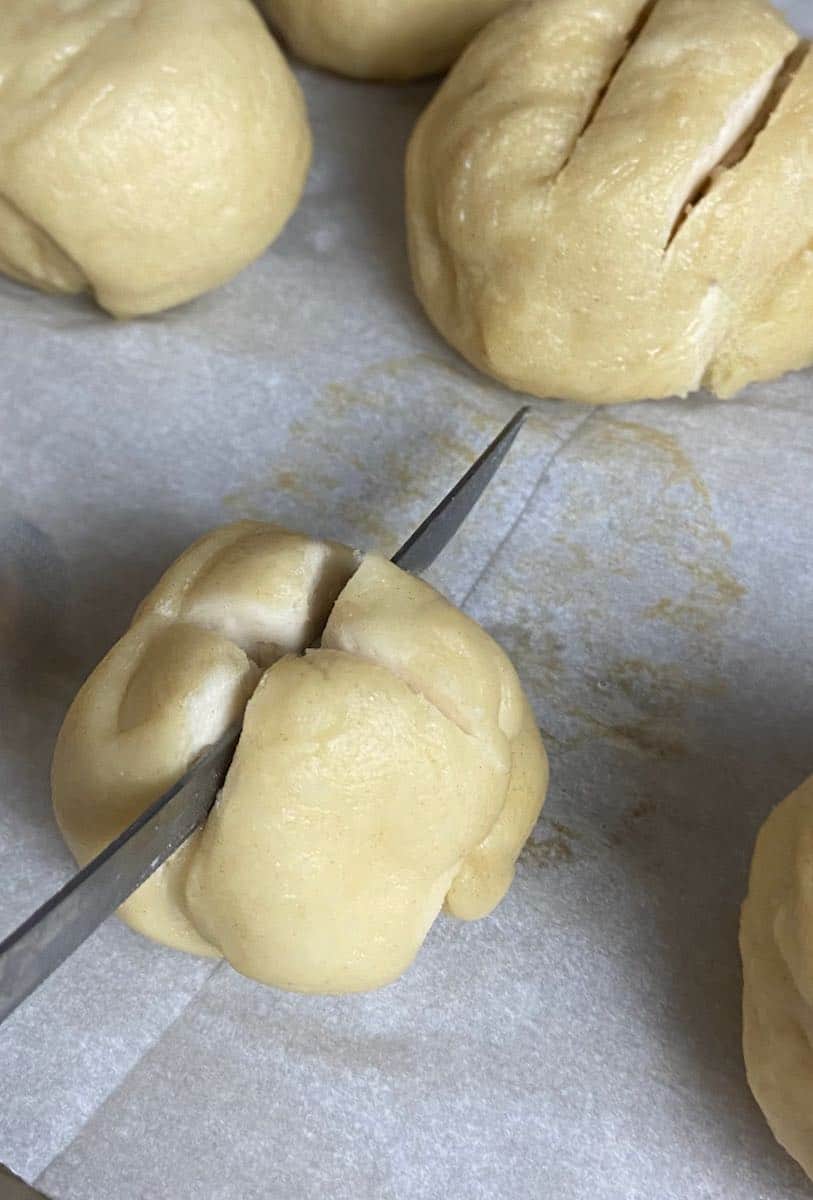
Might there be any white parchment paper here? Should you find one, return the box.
[1,3,812,1195]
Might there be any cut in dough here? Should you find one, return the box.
[258,0,512,80]
[741,774,813,1182]
[0,0,311,317]
[406,0,813,404]
[52,523,548,993]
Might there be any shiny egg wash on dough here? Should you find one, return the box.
[406,0,813,404]
[52,523,548,995]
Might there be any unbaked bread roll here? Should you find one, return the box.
[740,774,813,1182]
[52,522,547,993]
[257,0,512,80]
[406,0,813,404]
[0,0,311,317]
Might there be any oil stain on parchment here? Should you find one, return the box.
[221,354,510,550]
[522,820,580,869]
[585,418,746,636]
[564,657,727,761]
[609,797,659,847]
[503,414,746,641]
[486,414,741,768]
[521,803,658,865]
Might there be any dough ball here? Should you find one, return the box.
[257,0,512,80]
[740,774,813,1182]
[0,0,311,317]
[52,522,547,993]
[406,0,813,404]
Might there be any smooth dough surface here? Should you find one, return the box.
[406,0,813,404]
[258,0,512,80]
[0,0,311,317]
[741,774,813,1182]
[52,523,547,993]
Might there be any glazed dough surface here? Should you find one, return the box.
[0,0,311,317]
[52,523,547,993]
[258,0,511,80]
[741,774,813,1182]
[406,0,813,404]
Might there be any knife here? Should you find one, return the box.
[0,405,530,1025]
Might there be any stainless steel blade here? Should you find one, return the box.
[0,405,530,1024]
[0,726,239,1025]
[392,405,530,573]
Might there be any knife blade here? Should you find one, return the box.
[0,405,530,1024]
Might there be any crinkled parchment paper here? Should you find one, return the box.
[1,3,813,1195]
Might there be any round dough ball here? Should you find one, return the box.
[740,774,813,1182]
[258,0,512,81]
[406,0,813,404]
[52,522,547,993]
[0,0,311,317]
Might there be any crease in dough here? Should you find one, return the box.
[406,0,813,404]
[0,0,312,316]
[52,522,548,993]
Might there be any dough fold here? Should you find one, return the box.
[0,0,311,316]
[53,522,547,993]
[741,774,813,1182]
[406,0,813,403]
[257,0,512,81]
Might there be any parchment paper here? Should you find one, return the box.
[2,4,813,1195]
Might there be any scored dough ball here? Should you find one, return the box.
[0,0,311,317]
[257,0,512,81]
[740,775,813,1182]
[406,0,813,404]
[52,522,547,993]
